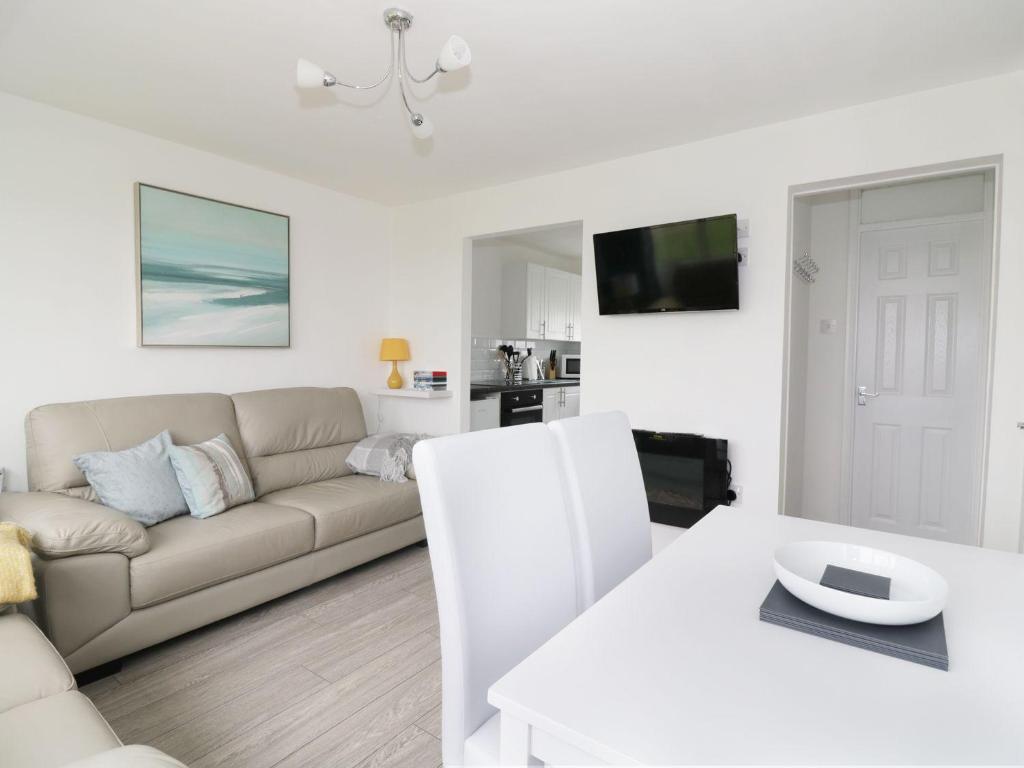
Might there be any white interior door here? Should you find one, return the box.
[851,221,985,543]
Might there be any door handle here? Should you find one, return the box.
[857,385,880,406]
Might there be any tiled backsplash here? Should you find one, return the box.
[471,336,582,383]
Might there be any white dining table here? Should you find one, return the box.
[487,506,1024,765]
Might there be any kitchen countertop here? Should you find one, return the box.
[470,379,580,400]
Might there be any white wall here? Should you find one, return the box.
[784,198,811,517]
[387,72,1024,551]
[798,192,851,523]
[0,93,393,491]
[470,244,506,339]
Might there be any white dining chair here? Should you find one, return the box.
[549,411,654,610]
[413,424,579,767]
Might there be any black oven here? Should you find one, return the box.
[500,388,544,427]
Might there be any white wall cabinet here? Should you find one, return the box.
[470,394,500,431]
[525,263,548,339]
[542,386,580,422]
[567,273,582,341]
[546,268,571,342]
[502,263,582,341]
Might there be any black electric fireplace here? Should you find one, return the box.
[632,430,731,528]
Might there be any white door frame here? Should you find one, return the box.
[780,156,1002,547]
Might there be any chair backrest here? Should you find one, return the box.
[549,411,652,609]
[413,424,578,767]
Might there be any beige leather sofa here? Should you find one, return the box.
[0,611,187,767]
[0,387,424,674]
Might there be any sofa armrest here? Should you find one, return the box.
[0,492,150,559]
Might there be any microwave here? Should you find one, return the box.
[558,354,582,379]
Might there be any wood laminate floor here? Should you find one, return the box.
[81,545,442,768]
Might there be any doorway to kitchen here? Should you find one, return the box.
[464,221,584,433]
[781,162,998,546]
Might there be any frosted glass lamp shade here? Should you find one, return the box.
[410,113,434,140]
[297,58,328,88]
[437,35,471,72]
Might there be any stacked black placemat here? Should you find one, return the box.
[760,581,948,670]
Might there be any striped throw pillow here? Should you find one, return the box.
[169,434,254,519]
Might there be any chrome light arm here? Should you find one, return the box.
[325,30,396,90]
[396,33,416,116]
[399,29,441,83]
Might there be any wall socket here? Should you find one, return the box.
[736,218,750,266]
[731,484,743,505]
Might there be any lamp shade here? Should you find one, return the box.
[410,113,434,140]
[296,58,327,88]
[437,35,471,72]
[379,338,410,361]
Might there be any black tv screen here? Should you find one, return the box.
[593,214,739,314]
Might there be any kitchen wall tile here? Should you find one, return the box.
[471,336,581,383]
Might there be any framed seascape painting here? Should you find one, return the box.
[135,183,290,347]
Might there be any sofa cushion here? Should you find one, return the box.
[129,502,314,608]
[0,614,75,714]
[62,745,189,768]
[260,475,421,550]
[0,691,121,768]
[232,387,367,496]
[26,393,246,494]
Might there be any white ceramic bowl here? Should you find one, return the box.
[773,540,948,625]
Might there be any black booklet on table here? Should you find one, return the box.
[760,581,948,671]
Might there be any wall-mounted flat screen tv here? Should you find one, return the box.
[593,213,739,314]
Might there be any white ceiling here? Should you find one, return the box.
[1,0,1022,205]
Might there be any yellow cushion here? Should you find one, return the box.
[0,523,37,604]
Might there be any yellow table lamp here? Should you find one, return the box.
[380,338,411,389]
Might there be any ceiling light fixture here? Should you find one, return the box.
[296,7,470,140]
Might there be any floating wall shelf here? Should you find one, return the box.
[374,388,453,399]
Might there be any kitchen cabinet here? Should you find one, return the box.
[525,263,548,340]
[542,386,580,423]
[567,273,582,341]
[545,269,571,342]
[562,386,581,418]
[502,262,582,342]
[502,262,548,339]
[470,394,500,431]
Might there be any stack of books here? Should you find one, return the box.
[413,370,448,391]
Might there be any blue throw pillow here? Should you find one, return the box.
[72,431,188,526]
